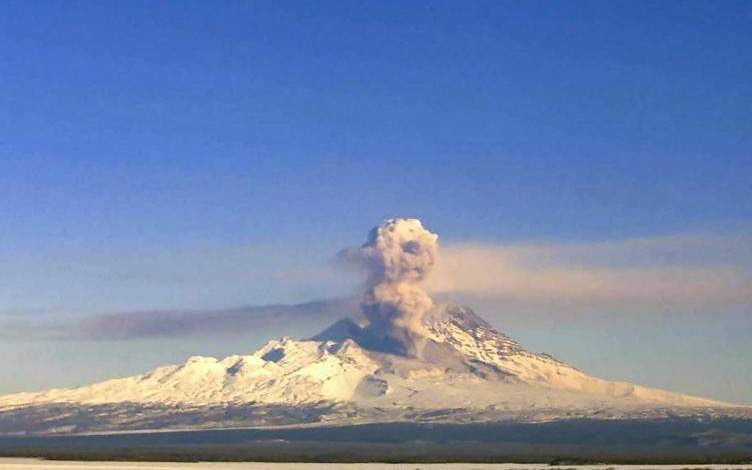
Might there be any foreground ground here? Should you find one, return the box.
[1,419,751,464]
[3,460,752,470]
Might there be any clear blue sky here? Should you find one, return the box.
[0,1,750,403]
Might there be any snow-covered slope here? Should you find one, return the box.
[0,337,385,408]
[0,304,747,434]
[0,305,752,436]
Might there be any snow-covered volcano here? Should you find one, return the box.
[1,302,746,435]
[1,218,748,435]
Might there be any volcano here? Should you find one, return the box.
[0,219,749,436]
[0,302,748,435]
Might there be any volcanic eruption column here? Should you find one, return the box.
[351,218,439,357]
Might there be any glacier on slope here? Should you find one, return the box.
[1,303,747,435]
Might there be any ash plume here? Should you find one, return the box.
[345,218,439,357]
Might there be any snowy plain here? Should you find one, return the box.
[3,460,752,470]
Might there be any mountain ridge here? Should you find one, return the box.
[1,302,747,436]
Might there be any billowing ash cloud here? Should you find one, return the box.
[345,218,439,357]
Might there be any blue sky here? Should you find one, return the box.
[0,1,750,403]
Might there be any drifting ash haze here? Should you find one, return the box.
[0,219,750,435]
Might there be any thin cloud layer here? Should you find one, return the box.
[429,234,752,305]
[4,231,750,343]
[1,299,359,341]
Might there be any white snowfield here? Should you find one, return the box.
[3,460,752,470]
[0,304,745,422]
[4,460,752,470]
